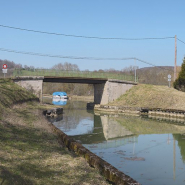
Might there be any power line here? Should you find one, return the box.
[177,38,185,45]
[136,58,174,72]
[0,24,175,40]
[0,47,174,72]
[0,47,135,60]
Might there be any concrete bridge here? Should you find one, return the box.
[12,76,137,104]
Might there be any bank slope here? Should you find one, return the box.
[110,84,185,110]
[0,79,37,107]
[0,79,110,185]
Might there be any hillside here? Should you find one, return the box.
[110,84,185,110]
[136,66,181,85]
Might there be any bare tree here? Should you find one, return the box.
[52,62,79,71]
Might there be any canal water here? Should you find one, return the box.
[44,98,185,185]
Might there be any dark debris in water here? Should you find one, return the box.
[124,157,145,161]
[113,150,126,156]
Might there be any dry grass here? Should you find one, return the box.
[0,80,109,185]
[110,84,185,110]
[0,104,110,185]
[0,79,36,108]
[116,115,185,135]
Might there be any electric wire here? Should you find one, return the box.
[177,38,185,45]
[0,24,175,40]
[0,47,135,60]
[0,47,174,72]
[135,58,174,72]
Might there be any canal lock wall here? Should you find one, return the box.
[49,122,140,185]
[44,105,185,184]
[94,105,185,123]
[44,108,140,185]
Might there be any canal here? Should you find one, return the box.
[44,98,185,185]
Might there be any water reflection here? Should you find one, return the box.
[52,98,67,106]
[45,99,185,185]
[50,100,94,136]
[100,114,134,140]
[173,133,185,163]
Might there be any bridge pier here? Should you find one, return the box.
[13,76,44,101]
[94,79,135,105]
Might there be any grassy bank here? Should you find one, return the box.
[0,79,109,185]
[116,116,185,135]
[0,78,37,109]
[110,84,185,110]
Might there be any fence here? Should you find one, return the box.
[0,69,14,78]
[13,69,138,82]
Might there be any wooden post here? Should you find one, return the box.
[174,35,177,81]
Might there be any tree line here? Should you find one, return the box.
[0,58,183,95]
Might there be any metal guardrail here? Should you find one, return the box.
[13,69,138,82]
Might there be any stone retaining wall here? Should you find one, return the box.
[49,123,140,185]
[95,105,185,119]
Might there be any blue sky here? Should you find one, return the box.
[0,0,185,71]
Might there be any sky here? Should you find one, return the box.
[0,0,185,71]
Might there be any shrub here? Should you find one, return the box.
[174,57,185,91]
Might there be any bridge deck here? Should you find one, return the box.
[43,76,107,84]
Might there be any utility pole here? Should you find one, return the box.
[174,35,177,81]
[134,58,137,82]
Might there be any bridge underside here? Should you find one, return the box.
[13,76,137,105]
[43,76,107,84]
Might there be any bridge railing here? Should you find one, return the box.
[13,69,138,82]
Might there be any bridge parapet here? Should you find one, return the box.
[13,69,137,82]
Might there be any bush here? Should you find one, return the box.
[174,57,185,91]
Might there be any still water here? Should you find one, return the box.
[44,98,185,185]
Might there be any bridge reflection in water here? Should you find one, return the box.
[51,112,138,149]
[72,115,138,151]
[46,100,185,185]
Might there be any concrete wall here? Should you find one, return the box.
[94,83,105,104]
[94,79,136,105]
[13,77,44,100]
